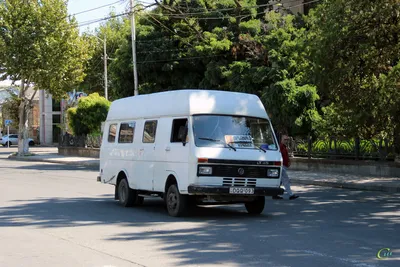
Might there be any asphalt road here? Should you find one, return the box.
[0,148,399,267]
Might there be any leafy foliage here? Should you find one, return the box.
[0,0,92,155]
[1,89,20,128]
[67,93,110,136]
[307,0,400,139]
[79,0,400,156]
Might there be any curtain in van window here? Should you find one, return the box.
[118,122,135,143]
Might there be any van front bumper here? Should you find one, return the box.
[188,185,284,196]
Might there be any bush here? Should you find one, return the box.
[67,93,110,136]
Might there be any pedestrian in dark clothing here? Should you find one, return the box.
[273,135,299,200]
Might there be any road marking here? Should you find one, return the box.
[301,250,377,267]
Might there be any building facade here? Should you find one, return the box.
[39,90,87,145]
[0,86,40,141]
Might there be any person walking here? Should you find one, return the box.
[273,134,299,200]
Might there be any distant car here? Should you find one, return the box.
[0,134,35,147]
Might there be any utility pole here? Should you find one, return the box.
[94,35,108,100]
[130,0,139,96]
[103,36,108,100]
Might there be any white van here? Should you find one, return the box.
[98,90,284,217]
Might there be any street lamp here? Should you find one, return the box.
[94,35,108,100]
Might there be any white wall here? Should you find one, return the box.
[39,90,54,145]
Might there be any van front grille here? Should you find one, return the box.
[223,178,257,187]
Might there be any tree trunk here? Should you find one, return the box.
[355,137,360,160]
[394,124,400,162]
[18,81,30,156]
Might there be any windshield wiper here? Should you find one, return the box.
[198,137,237,151]
[198,137,220,142]
[257,146,267,153]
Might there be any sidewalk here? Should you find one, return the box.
[289,170,400,193]
[7,152,400,193]
[7,151,98,167]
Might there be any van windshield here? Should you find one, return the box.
[192,115,278,150]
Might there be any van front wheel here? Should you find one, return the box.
[245,196,265,215]
[166,184,188,217]
[118,178,135,207]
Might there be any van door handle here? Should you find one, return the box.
[165,146,171,152]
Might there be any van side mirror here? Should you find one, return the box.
[178,126,188,146]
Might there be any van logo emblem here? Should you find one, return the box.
[238,168,245,176]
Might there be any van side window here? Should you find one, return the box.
[143,120,157,143]
[171,119,188,143]
[118,122,135,143]
[108,124,117,143]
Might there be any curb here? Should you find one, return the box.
[292,179,400,193]
[7,156,399,193]
[8,156,99,167]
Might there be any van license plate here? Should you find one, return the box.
[229,187,254,194]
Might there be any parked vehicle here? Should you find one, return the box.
[0,134,35,147]
[98,90,284,217]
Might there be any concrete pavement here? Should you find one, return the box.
[0,157,399,267]
[4,146,400,193]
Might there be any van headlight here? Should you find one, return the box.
[267,169,279,177]
[198,166,213,175]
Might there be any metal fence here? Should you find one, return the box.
[59,132,395,161]
[290,136,395,161]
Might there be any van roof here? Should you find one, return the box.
[106,89,269,121]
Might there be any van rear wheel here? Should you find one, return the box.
[166,184,188,217]
[245,196,265,215]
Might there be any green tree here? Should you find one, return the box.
[258,12,320,135]
[67,93,111,136]
[1,89,20,128]
[80,13,130,97]
[0,0,91,155]
[307,0,400,141]
[104,1,320,135]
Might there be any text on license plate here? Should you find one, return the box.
[229,187,255,194]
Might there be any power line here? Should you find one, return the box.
[137,48,187,54]
[143,13,194,47]
[148,0,304,17]
[75,0,317,29]
[137,54,226,64]
[78,12,130,28]
[72,0,125,16]
[74,0,321,30]
[136,37,175,43]
[76,2,155,28]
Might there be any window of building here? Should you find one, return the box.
[108,124,117,143]
[52,114,61,124]
[52,99,61,112]
[143,120,157,143]
[118,122,135,143]
[171,118,188,143]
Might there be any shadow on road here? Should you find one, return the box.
[0,186,399,266]
[0,161,97,171]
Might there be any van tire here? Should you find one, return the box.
[166,184,188,217]
[117,178,135,207]
[245,197,265,215]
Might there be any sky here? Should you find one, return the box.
[0,0,154,85]
[67,0,155,33]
